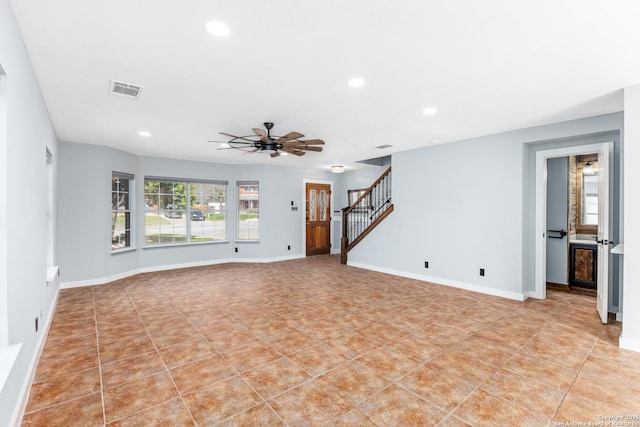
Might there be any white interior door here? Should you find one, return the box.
[546,157,568,285]
[596,143,610,324]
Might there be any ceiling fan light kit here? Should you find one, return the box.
[215,122,325,158]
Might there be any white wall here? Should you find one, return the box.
[0,0,59,424]
[57,142,336,285]
[349,113,624,304]
[621,85,640,351]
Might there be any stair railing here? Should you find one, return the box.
[341,166,393,264]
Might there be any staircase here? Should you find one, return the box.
[340,166,394,264]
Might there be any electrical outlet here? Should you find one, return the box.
[480,268,485,276]
[234,247,238,253]
[424,261,429,268]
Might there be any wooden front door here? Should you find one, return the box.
[305,182,331,256]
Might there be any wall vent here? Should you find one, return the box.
[375,144,393,149]
[109,79,143,99]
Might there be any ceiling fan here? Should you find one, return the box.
[214,122,325,158]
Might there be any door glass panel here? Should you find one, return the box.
[309,189,316,221]
[319,190,328,221]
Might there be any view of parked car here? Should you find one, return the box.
[190,210,205,221]
[164,210,182,218]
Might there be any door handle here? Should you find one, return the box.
[596,239,608,245]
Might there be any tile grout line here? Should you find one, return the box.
[547,329,602,423]
[124,282,201,426]
[159,281,290,426]
[93,288,108,427]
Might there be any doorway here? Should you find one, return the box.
[305,182,331,256]
[534,142,613,323]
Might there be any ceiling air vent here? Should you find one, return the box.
[109,79,143,99]
[375,144,393,149]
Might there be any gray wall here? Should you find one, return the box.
[546,157,568,285]
[0,0,60,424]
[58,142,338,284]
[348,113,623,307]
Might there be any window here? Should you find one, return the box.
[144,178,227,245]
[111,172,133,250]
[237,181,259,240]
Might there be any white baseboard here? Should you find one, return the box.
[619,335,640,353]
[60,254,306,289]
[347,261,526,302]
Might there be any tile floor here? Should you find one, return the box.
[21,255,640,426]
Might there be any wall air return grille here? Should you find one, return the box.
[109,79,143,99]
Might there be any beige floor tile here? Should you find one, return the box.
[169,354,237,394]
[183,375,262,425]
[103,371,179,423]
[242,356,311,399]
[453,389,543,426]
[22,256,640,425]
[106,398,195,426]
[357,384,447,426]
[318,361,390,406]
[289,343,350,377]
[269,378,351,425]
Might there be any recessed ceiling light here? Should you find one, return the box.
[205,21,230,37]
[280,152,289,156]
[331,165,345,173]
[422,107,437,115]
[219,143,230,148]
[138,131,151,137]
[429,139,438,144]
[347,77,365,88]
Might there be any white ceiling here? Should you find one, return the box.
[10,0,640,171]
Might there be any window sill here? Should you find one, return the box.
[111,247,137,255]
[234,240,260,244]
[0,343,22,393]
[46,266,59,282]
[143,240,229,249]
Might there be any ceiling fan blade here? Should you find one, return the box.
[281,141,323,151]
[280,147,305,156]
[219,132,257,144]
[299,139,325,145]
[252,128,268,143]
[270,152,280,158]
[275,131,305,144]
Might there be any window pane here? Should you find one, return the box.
[145,178,226,245]
[112,174,132,250]
[238,183,259,240]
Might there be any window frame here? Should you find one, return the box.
[143,177,228,247]
[111,172,134,251]
[237,180,259,241]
